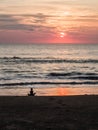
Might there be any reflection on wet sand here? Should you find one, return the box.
[57,87,69,96]
[0,86,98,96]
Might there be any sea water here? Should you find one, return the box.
[0,44,98,95]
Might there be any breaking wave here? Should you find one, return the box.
[0,57,98,64]
[48,72,98,80]
[0,81,98,87]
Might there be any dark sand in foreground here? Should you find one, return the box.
[0,95,98,130]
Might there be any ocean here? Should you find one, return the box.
[0,44,98,96]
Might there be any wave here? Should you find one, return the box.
[48,72,83,76]
[48,72,98,80]
[48,72,98,76]
[0,81,98,87]
[0,57,98,64]
[70,76,98,80]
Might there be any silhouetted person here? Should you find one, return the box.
[28,88,36,96]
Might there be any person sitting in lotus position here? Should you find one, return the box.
[28,88,36,96]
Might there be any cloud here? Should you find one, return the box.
[46,0,79,5]
[64,15,98,23]
[0,14,55,32]
[0,12,98,43]
[0,13,57,42]
[0,14,19,23]
[66,25,98,43]
[0,14,32,31]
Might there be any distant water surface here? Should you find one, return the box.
[0,44,98,95]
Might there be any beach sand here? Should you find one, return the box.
[0,95,98,130]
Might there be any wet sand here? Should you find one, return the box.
[0,95,98,130]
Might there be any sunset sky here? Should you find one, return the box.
[0,0,98,44]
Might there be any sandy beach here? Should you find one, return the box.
[0,95,98,130]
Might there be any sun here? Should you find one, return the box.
[60,32,65,38]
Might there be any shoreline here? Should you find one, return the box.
[0,95,98,129]
[0,86,98,96]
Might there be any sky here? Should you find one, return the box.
[0,0,98,44]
